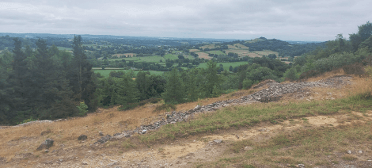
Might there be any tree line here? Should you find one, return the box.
[0,36,96,125]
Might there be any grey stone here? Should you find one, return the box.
[36,139,54,151]
[244,146,253,151]
[95,135,112,144]
[99,131,104,136]
[78,134,87,141]
[213,139,223,144]
[107,161,119,166]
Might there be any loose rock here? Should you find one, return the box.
[36,139,54,151]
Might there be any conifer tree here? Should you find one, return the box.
[163,68,185,104]
[117,74,139,107]
[69,35,97,111]
[8,38,31,122]
[204,60,221,97]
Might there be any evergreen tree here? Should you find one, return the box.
[32,39,78,119]
[184,69,198,102]
[0,52,12,124]
[69,35,97,111]
[136,71,151,100]
[8,38,31,122]
[117,74,139,107]
[163,68,185,104]
[204,60,221,97]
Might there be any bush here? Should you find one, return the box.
[365,66,372,77]
[154,104,176,112]
[283,67,298,81]
[76,102,88,116]
[342,63,365,76]
[139,98,162,106]
[119,102,139,110]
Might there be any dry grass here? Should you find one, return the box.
[303,68,346,82]
[189,49,200,52]
[0,88,255,160]
[195,52,212,59]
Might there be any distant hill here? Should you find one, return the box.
[241,37,326,57]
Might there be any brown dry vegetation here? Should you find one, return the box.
[189,49,200,52]
[195,52,212,59]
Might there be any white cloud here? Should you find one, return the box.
[0,0,371,41]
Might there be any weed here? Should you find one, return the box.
[154,104,176,112]
[341,155,357,161]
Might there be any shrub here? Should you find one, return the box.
[76,102,88,116]
[342,63,365,76]
[154,104,176,112]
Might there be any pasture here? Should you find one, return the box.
[200,44,216,50]
[224,49,260,57]
[189,49,200,52]
[196,52,212,59]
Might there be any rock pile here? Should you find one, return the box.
[100,76,351,142]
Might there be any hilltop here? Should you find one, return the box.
[0,69,372,168]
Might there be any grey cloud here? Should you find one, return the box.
[0,0,371,40]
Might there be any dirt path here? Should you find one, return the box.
[20,111,370,168]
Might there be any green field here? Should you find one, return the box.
[197,62,249,70]
[57,47,72,51]
[93,69,164,77]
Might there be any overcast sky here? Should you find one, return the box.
[0,0,371,41]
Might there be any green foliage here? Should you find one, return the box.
[162,68,185,104]
[365,66,372,77]
[76,102,88,116]
[154,104,176,112]
[242,79,254,89]
[283,67,299,81]
[17,116,36,125]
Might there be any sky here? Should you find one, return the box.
[0,0,371,41]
